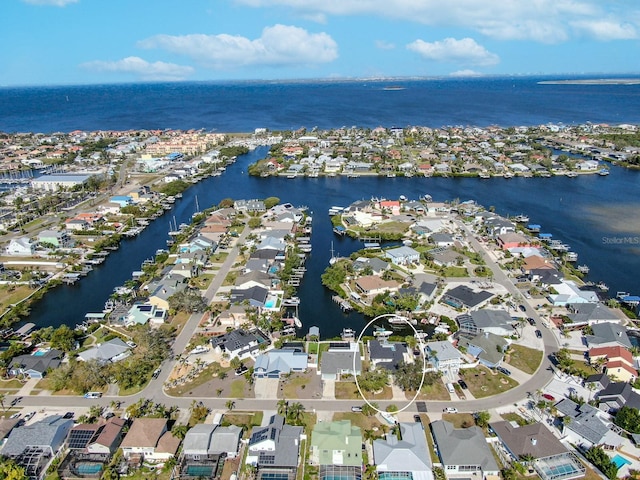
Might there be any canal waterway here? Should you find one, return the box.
[26,146,640,339]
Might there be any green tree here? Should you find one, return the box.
[264,197,280,209]
[393,361,424,391]
[50,324,77,352]
[248,217,262,228]
[357,369,389,392]
[168,288,208,313]
[226,400,236,411]
[171,424,189,439]
[277,399,288,416]
[101,465,120,480]
[614,406,640,433]
[0,392,6,412]
[474,411,491,428]
[0,458,27,480]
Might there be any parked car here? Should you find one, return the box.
[351,406,363,412]
[63,412,74,419]
[542,393,556,401]
[84,392,102,399]
[9,413,20,419]
[518,304,527,312]
[443,407,458,413]
[235,365,248,376]
[496,366,512,376]
[458,379,468,389]
[535,329,542,338]
[24,412,36,421]
[527,317,536,325]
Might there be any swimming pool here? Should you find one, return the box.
[75,462,103,474]
[612,454,631,469]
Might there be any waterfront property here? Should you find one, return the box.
[253,348,308,378]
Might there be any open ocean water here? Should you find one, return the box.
[3,76,640,336]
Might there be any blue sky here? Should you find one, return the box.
[3,0,640,85]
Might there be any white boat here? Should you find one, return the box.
[422,194,433,202]
[190,345,209,355]
[399,195,407,201]
[373,327,393,338]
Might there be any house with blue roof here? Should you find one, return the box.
[253,349,308,378]
[109,195,133,208]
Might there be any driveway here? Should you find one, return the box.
[254,378,279,399]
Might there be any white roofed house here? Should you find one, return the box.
[253,348,308,379]
[384,246,421,266]
[426,341,464,378]
[179,424,243,478]
[38,229,74,248]
[5,237,35,256]
[77,338,131,364]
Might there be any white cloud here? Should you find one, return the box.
[570,19,638,40]
[450,69,483,77]
[22,0,78,5]
[407,37,499,66]
[138,25,338,69]
[81,56,194,81]
[233,0,639,43]
[375,40,396,50]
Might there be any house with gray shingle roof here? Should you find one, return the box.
[490,421,568,460]
[426,341,464,377]
[77,338,131,364]
[456,332,508,368]
[554,398,623,449]
[567,302,622,326]
[246,415,304,475]
[457,309,516,336]
[585,323,632,349]
[9,348,63,379]
[182,424,242,458]
[368,340,408,371]
[253,349,308,378]
[320,342,362,381]
[430,420,500,477]
[373,422,433,480]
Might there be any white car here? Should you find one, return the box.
[443,407,458,413]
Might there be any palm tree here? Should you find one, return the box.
[286,402,306,426]
[277,399,288,416]
[0,393,6,412]
[226,400,235,411]
[171,424,189,439]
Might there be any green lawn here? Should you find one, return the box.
[409,380,451,401]
[501,412,532,426]
[443,266,468,277]
[506,344,543,374]
[460,366,519,398]
[442,412,476,428]
[333,412,388,438]
[334,381,392,400]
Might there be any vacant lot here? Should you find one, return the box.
[460,366,519,398]
[335,381,392,400]
[406,380,450,401]
[506,344,543,374]
[279,370,322,400]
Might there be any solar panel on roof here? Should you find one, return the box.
[139,305,153,312]
[68,428,98,449]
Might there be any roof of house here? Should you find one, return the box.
[210,328,267,354]
[468,309,515,331]
[10,348,63,375]
[490,421,568,459]
[373,422,432,475]
[320,350,362,375]
[586,323,632,348]
[356,275,401,292]
[312,420,362,466]
[426,341,464,362]
[606,360,638,378]
[254,349,308,376]
[249,414,303,468]
[569,303,621,324]
[385,246,420,259]
[0,418,21,441]
[229,285,269,305]
[92,417,126,450]
[1,415,73,457]
[589,346,633,363]
[183,424,215,453]
[554,399,617,446]
[457,332,507,365]
[430,420,499,472]
[368,340,407,370]
[77,338,130,363]
[209,425,243,455]
[120,418,168,449]
[444,285,494,308]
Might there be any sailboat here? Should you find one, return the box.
[192,196,201,219]
[329,241,341,265]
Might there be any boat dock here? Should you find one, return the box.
[332,295,353,311]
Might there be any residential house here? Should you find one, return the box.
[5,238,35,256]
[484,217,516,237]
[38,229,74,248]
[384,246,420,266]
[429,247,462,267]
[109,195,133,208]
[567,303,622,325]
[368,340,408,371]
[66,417,126,455]
[596,381,640,413]
[146,277,188,311]
[584,373,610,392]
[253,349,308,378]
[554,399,623,449]
[430,420,500,478]
[77,338,131,364]
[399,281,438,305]
[1,415,74,479]
[310,420,362,475]
[456,332,508,368]
[373,422,432,480]
[230,285,270,309]
[122,302,168,326]
[548,280,599,306]
[588,346,637,382]
[320,342,362,381]
[9,348,63,379]
[585,323,632,349]
[355,276,401,297]
[352,257,390,276]
[234,199,266,213]
[442,285,494,310]
[431,233,457,247]
[246,415,304,477]
[457,310,517,336]
[182,423,242,458]
[210,329,270,360]
[216,305,249,329]
[120,418,180,463]
[496,232,531,250]
[426,341,464,378]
